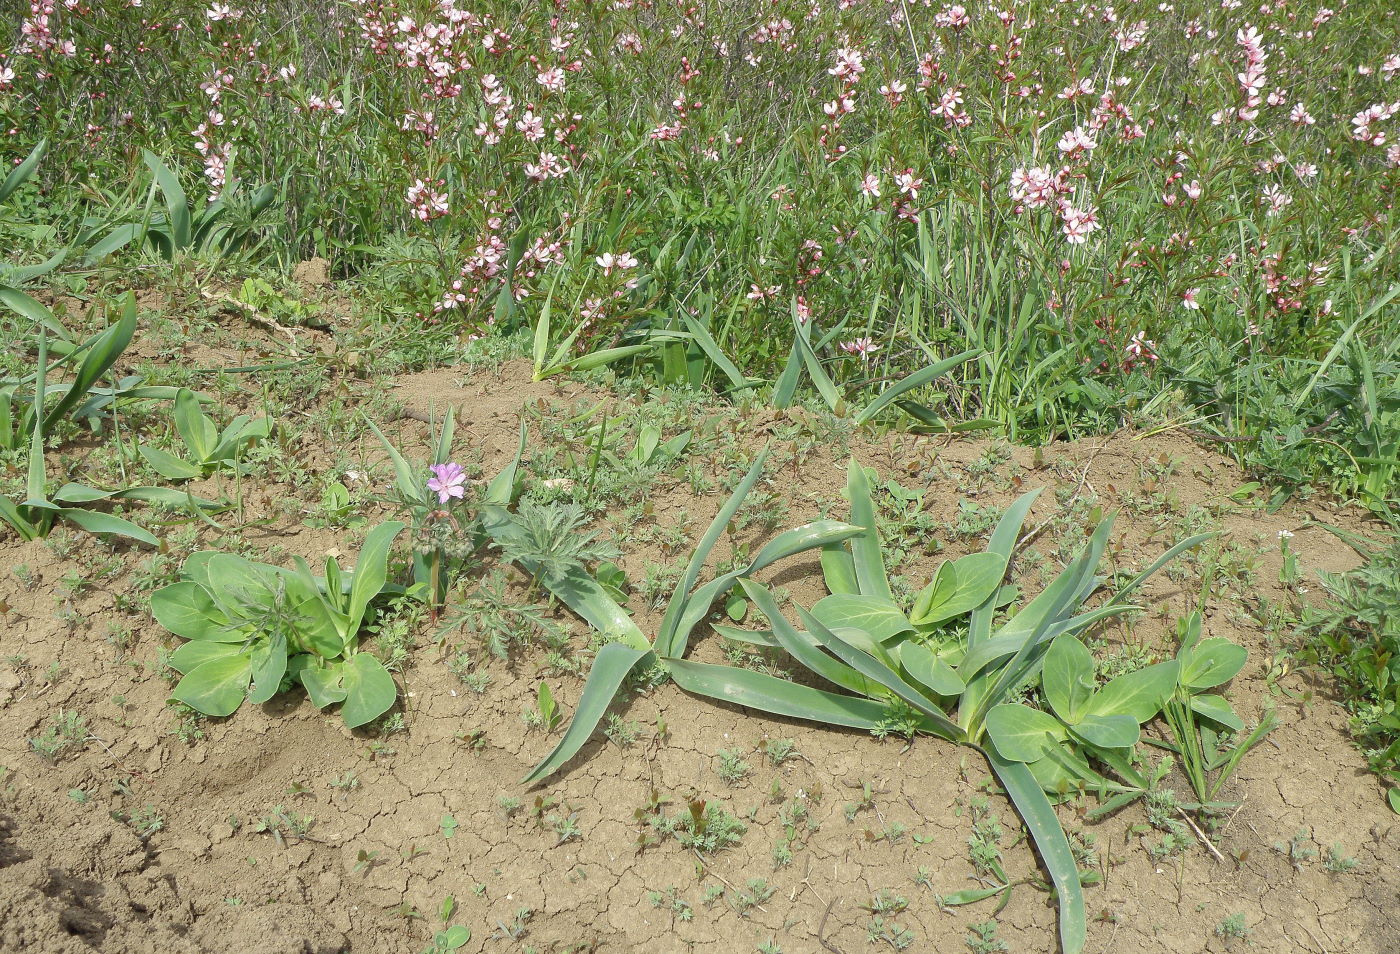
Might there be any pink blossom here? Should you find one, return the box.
[840,337,881,358]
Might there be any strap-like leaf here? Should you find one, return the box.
[846,459,894,602]
[43,294,136,432]
[667,519,862,659]
[986,748,1087,954]
[795,605,962,740]
[0,138,46,205]
[521,642,654,785]
[143,151,191,249]
[855,348,980,424]
[667,657,888,730]
[655,448,769,657]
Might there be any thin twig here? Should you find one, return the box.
[1177,808,1225,862]
[817,896,844,954]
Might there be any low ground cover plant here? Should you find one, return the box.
[1302,534,1400,813]
[152,521,407,727]
[520,458,1221,954]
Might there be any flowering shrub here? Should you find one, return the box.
[4,0,1398,497]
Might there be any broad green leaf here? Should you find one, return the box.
[203,553,277,616]
[1188,694,1244,731]
[986,749,1086,954]
[820,543,858,595]
[1088,660,1179,723]
[169,639,243,674]
[47,483,120,503]
[346,521,405,632]
[288,592,345,658]
[301,660,348,708]
[911,551,1009,627]
[985,703,1065,762]
[84,223,145,263]
[340,653,397,728]
[1068,713,1140,750]
[535,563,648,651]
[1041,634,1097,724]
[151,581,237,641]
[897,642,965,696]
[521,643,654,785]
[666,657,889,730]
[1387,788,1399,815]
[57,507,158,547]
[1180,638,1247,690]
[810,594,913,643]
[173,653,252,717]
[846,459,893,602]
[795,605,961,740]
[138,443,202,480]
[247,633,289,705]
[173,388,218,461]
[0,286,71,342]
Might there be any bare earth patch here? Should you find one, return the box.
[1,359,1396,954]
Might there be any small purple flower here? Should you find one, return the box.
[427,462,467,505]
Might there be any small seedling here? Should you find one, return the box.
[759,738,798,765]
[604,714,642,748]
[965,921,1009,954]
[1215,913,1249,941]
[1273,828,1317,869]
[1324,844,1359,874]
[29,709,87,762]
[728,878,775,917]
[256,805,315,847]
[715,748,752,785]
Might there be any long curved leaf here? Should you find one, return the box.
[0,138,46,205]
[846,459,893,602]
[855,348,980,424]
[143,151,191,249]
[667,520,862,659]
[666,657,888,730]
[56,507,158,546]
[986,748,1086,954]
[742,580,874,696]
[655,448,769,657]
[795,605,962,740]
[1104,532,1216,609]
[521,642,653,785]
[43,294,136,432]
